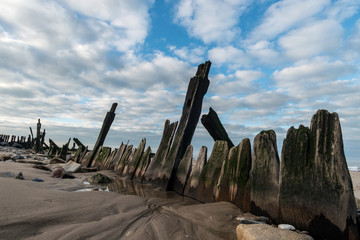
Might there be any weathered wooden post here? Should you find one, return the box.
[35,119,42,153]
[87,103,118,167]
[201,107,234,148]
[163,61,211,190]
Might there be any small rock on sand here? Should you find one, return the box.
[236,224,313,240]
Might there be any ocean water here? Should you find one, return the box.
[347,160,360,172]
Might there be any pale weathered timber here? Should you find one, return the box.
[183,146,207,199]
[122,139,146,178]
[110,143,127,171]
[133,146,152,182]
[161,61,211,191]
[201,107,234,148]
[114,145,133,175]
[87,103,117,167]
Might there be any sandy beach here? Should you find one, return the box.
[0,148,254,240]
[1,147,359,240]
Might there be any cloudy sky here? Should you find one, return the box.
[0,0,359,166]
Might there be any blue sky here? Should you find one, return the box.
[0,0,359,166]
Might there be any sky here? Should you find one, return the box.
[0,0,359,166]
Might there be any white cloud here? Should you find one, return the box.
[246,40,281,65]
[174,0,250,44]
[250,0,330,41]
[208,46,250,68]
[168,45,207,64]
[278,19,344,60]
[104,52,194,91]
[211,70,265,96]
[272,58,356,98]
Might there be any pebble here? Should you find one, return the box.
[278,224,296,231]
[15,171,24,180]
[32,178,44,182]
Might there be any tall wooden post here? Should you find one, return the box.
[87,103,117,167]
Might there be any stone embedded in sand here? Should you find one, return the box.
[143,120,178,186]
[215,138,252,209]
[15,171,24,180]
[173,145,193,195]
[236,224,314,240]
[51,168,75,179]
[89,173,112,184]
[195,141,229,203]
[279,110,359,240]
[249,130,279,222]
[163,61,211,191]
[133,146,152,182]
[201,107,234,148]
[183,146,207,199]
[63,161,81,173]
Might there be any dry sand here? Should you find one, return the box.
[1,148,359,240]
[0,150,253,240]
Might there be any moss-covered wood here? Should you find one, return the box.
[195,141,228,203]
[215,138,251,208]
[279,110,359,240]
[249,130,279,222]
[143,120,177,187]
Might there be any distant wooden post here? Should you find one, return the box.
[87,103,118,167]
[35,119,41,153]
[40,129,46,150]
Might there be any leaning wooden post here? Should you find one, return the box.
[163,61,211,190]
[201,107,234,148]
[87,103,118,167]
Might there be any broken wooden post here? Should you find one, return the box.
[87,103,118,167]
[59,138,71,160]
[163,61,211,191]
[201,107,234,148]
[73,138,85,149]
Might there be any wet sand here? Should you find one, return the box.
[0,152,252,240]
